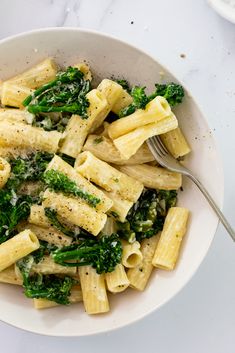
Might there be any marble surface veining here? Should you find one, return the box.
[0,1,235,352]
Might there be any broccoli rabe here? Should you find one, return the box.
[0,152,52,244]
[23,67,91,119]
[119,86,149,118]
[42,169,100,207]
[17,241,73,305]
[52,234,122,274]
[118,82,184,118]
[117,189,177,242]
[0,194,38,244]
[6,151,53,191]
[152,83,184,107]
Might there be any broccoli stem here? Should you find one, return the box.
[43,169,100,207]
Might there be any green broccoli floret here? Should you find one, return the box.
[23,67,91,119]
[52,234,122,274]
[117,189,177,242]
[119,86,149,118]
[153,83,184,107]
[42,169,100,207]
[118,82,184,118]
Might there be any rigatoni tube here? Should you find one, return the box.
[105,264,129,293]
[152,207,189,270]
[127,234,160,291]
[108,96,171,140]
[75,151,143,202]
[90,79,123,132]
[21,223,72,247]
[1,82,34,108]
[116,164,182,191]
[31,256,76,277]
[113,113,178,160]
[6,58,58,89]
[111,88,133,115]
[0,121,62,153]
[0,265,23,285]
[122,240,143,268]
[42,189,107,236]
[79,265,109,314]
[0,108,34,124]
[160,127,191,158]
[83,135,155,165]
[0,230,40,272]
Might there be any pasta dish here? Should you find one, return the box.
[0,58,190,314]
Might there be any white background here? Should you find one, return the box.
[0,0,235,352]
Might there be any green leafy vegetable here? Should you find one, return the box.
[42,169,100,207]
[23,67,91,119]
[119,86,148,118]
[117,189,177,242]
[6,152,53,191]
[152,83,184,107]
[17,241,72,305]
[118,82,184,118]
[0,152,52,244]
[23,274,74,304]
[0,194,37,244]
[52,234,122,274]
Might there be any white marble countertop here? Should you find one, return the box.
[0,0,235,352]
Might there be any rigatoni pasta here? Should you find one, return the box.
[108,96,171,140]
[112,113,178,160]
[152,207,189,270]
[79,266,109,314]
[160,127,191,158]
[42,189,107,236]
[116,164,182,190]
[127,234,160,291]
[0,121,62,153]
[75,151,144,202]
[0,230,39,272]
[83,135,155,165]
[0,82,34,108]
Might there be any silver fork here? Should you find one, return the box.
[147,136,235,241]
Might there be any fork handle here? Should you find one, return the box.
[188,174,235,241]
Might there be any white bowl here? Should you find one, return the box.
[0,28,223,336]
[208,0,235,24]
